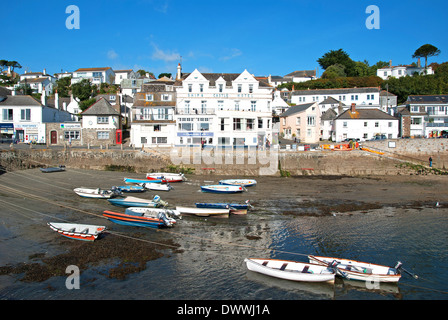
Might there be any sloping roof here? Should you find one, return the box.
[321,108,338,121]
[0,95,42,107]
[279,102,316,117]
[336,108,396,120]
[174,72,271,88]
[285,70,316,78]
[292,87,379,96]
[81,98,120,115]
[319,96,343,105]
[74,67,112,72]
[407,95,448,104]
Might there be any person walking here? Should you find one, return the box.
[429,156,433,167]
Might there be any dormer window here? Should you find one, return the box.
[219,84,223,93]
[109,95,116,101]
[146,94,153,101]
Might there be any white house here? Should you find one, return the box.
[268,70,317,87]
[291,87,382,109]
[377,60,434,80]
[0,92,73,143]
[174,68,274,147]
[71,67,115,85]
[17,70,55,95]
[114,69,137,85]
[333,104,398,142]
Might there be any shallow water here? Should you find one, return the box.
[0,169,447,300]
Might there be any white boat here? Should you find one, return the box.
[48,222,106,241]
[308,255,403,283]
[200,185,245,193]
[108,195,168,208]
[146,172,186,182]
[244,258,335,283]
[219,179,257,187]
[74,187,121,199]
[125,207,182,220]
[176,206,230,218]
[142,182,173,191]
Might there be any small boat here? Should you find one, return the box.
[142,182,173,192]
[146,172,185,183]
[176,206,230,218]
[244,258,335,283]
[108,195,168,208]
[195,200,252,214]
[74,187,121,199]
[308,255,404,283]
[103,209,175,228]
[48,222,106,241]
[116,185,146,193]
[124,177,162,184]
[200,185,245,193]
[219,179,257,187]
[40,165,66,173]
[125,207,182,220]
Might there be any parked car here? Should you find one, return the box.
[371,134,387,141]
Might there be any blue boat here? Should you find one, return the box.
[200,185,245,193]
[107,195,167,208]
[124,177,163,184]
[103,210,172,229]
[116,185,145,193]
[195,200,251,210]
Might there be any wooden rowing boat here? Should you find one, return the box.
[48,222,106,241]
[244,258,335,283]
[308,255,402,283]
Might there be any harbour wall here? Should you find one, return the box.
[1,139,447,176]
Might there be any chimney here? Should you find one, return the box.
[389,60,392,67]
[55,90,59,110]
[417,58,421,68]
[176,63,182,80]
[350,103,356,113]
[63,102,67,111]
[43,68,46,75]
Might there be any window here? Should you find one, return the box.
[201,101,207,114]
[97,116,109,124]
[218,100,224,110]
[375,122,379,127]
[235,101,240,111]
[411,106,419,113]
[152,137,167,144]
[178,123,193,131]
[2,109,13,121]
[198,122,210,131]
[411,117,421,125]
[109,95,116,101]
[388,122,393,127]
[220,118,225,131]
[188,84,192,92]
[199,84,204,92]
[296,117,301,125]
[219,84,223,93]
[146,94,153,101]
[97,131,110,140]
[307,116,315,126]
[64,131,80,140]
[249,84,253,93]
[162,94,171,101]
[247,119,254,130]
[21,109,31,121]
[251,101,256,112]
[154,125,161,132]
[233,118,242,131]
[238,84,242,93]
[258,119,263,129]
[185,101,190,114]
[364,122,368,127]
[343,121,347,128]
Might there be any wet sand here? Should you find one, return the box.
[1,168,447,285]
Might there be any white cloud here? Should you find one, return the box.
[220,48,242,61]
[107,49,119,60]
[151,44,180,62]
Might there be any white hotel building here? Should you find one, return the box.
[173,68,274,147]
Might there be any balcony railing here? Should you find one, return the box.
[175,108,216,115]
[134,114,173,121]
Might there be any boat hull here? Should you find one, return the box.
[108,199,159,208]
[308,255,401,283]
[146,173,185,182]
[195,203,249,214]
[102,210,169,228]
[124,178,162,184]
[219,179,257,187]
[176,206,230,217]
[48,222,106,241]
[245,258,335,283]
[74,188,119,199]
[116,185,146,193]
[200,185,244,193]
[142,183,172,191]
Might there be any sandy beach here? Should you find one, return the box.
[1,168,447,292]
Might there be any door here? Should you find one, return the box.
[50,130,57,144]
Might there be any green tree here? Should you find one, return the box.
[322,64,346,79]
[0,60,8,72]
[317,49,357,77]
[54,77,72,97]
[6,61,22,73]
[158,73,172,79]
[413,44,441,74]
[71,79,95,102]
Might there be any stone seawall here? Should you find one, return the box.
[1,139,447,176]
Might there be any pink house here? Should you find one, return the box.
[279,102,321,143]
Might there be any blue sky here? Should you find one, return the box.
[2,0,447,78]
